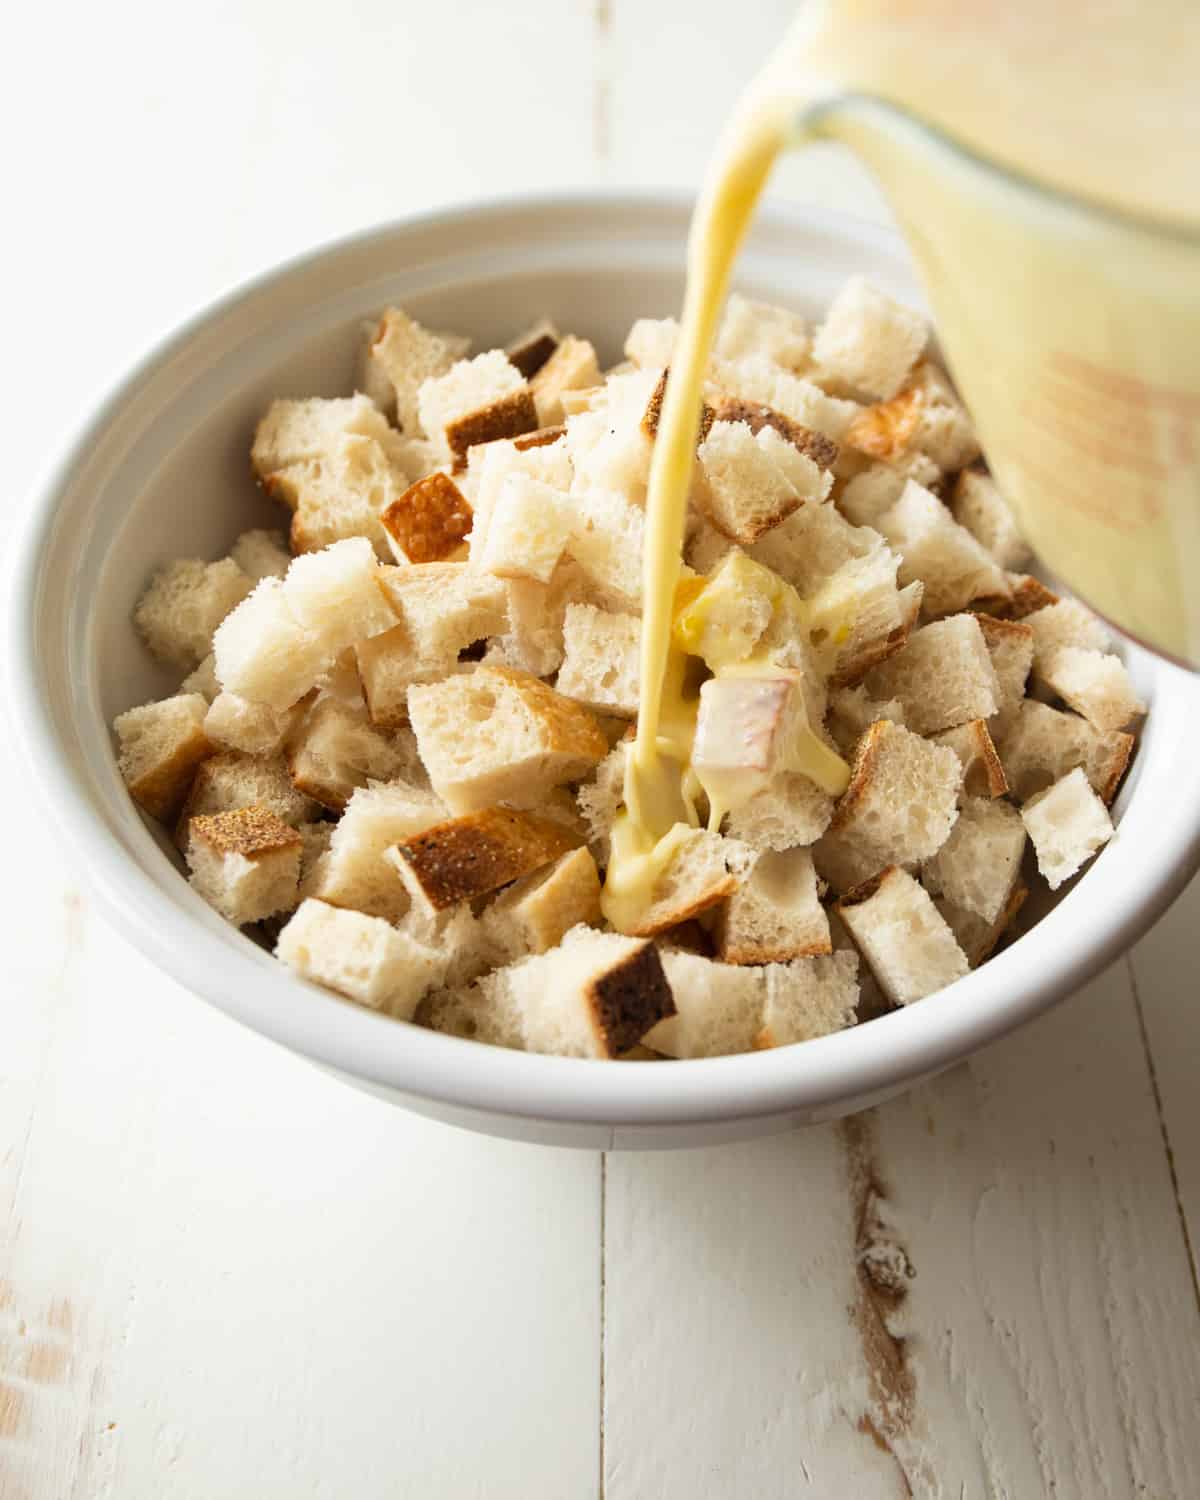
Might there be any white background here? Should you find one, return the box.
[2,3,1198,1495]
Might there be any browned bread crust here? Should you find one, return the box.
[445,388,538,460]
[380,473,473,564]
[714,396,839,470]
[188,804,302,860]
[585,941,676,1057]
[391,806,580,910]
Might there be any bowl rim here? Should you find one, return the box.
[8,189,1200,1130]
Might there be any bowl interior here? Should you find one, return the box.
[12,195,1200,1138]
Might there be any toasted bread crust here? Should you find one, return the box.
[844,385,924,461]
[391,807,579,910]
[834,864,897,913]
[505,322,560,379]
[623,873,738,939]
[585,941,676,1057]
[380,473,473,564]
[962,719,1009,798]
[1096,732,1136,805]
[513,424,567,451]
[972,611,1036,652]
[829,721,892,833]
[997,574,1060,620]
[714,397,839,470]
[189,804,302,860]
[829,589,922,688]
[722,934,833,965]
[445,388,538,460]
[488,667,610,760]
[127,727,214,822]
[642,369,716,445]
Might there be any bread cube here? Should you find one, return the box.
[604,827,738,938]
[1037,647,1144,731]
[723,770,836,852]
[643,950,763,1059]
[251,394,401,487]
[694,676,845,809]
[407,665,607,814]
[185,805,302,925]
[928,719,1008,798]
[504,926,675,1058]
[529,336,602,427]
[712,356,862,441]
[756,951,861,1048]
[972,613,1034,716]
[134,558,252,670]
[577,741,629,862]
[711,398,840,472]
[276,899,444,1019]
[380,472,473,564]
[114,693,213,820]
[504,318,560,379]
[495,557,597,679]
[933,883,1028,969]
[741,494,881,600]
[715,294,810,370]
[418,351,536,461]
[812,278,927,401]
[951,471,1030,569]
[865,614,1000,734]
[465,431,572,561]
[203,691,308,758]
[836,866,968,1006]
[307,781,447,922]
[420,970,529,1050]
[480,473,573,583]
[377,563,509,661]
[556,604,641,716]
[876,480,1010,617]
[482,847,602,962]
[818,719,963,892]
[362,307,470,432]
[280,537,396,656]
[386,805,579,914]
[1002,573,1060,620]
[994,699,1134,804]
[809,554,920,687]
[567,487,646,611]
[922,796,1026,922]
[177,752,321,842]
[287,698,413,813]
[1021,768,1115,890]
[716,846,831,964]
[827,685,905,755]
[230,528,292,583]
[1025,598,1111,675]
[181,653,220,703]
[835,463,910,530]
[624,317,679,369]
[697,420,829,545]
[213,578,329,711]
[565,368,660,500]
[286,434,407,561]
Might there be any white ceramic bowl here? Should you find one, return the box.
[9,193,1200,1150]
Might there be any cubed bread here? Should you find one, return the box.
[380,472,473,564]
[738,494,881,600]
[811,277,926,401]
[306,781,447,922]
[837,463,909,528]
[1021,768,1115,890]
[556,604,641,716]
[1025,597,1111,674]
[722,771,835,852]
[407,665,607,814]
[971,612,1034,716]
[715,294,810,370]
[823,563,923,688]
[505,318,560,379]
[465,432,573,563]
[481,846,602,961]
[185,805,302,925]
[376,562,508,661]
[1036,647,1144,731]
[285,434,407,561]
[1001,573,1060,620]
[864,614,1000,734]
[230,528,292,582]
[836,866,969,1006]
[565,368,661,502]
[181,653,220,703]
[496,557,597,679]
[933,883,1028,968]
[502,925,675,1058]
[134,558,252,669]
[848,362,979,471]
[177,751,321,840]
[928,719,1008,798]
[711,355,862,442]
[566,487,646,611]
[755,951,861,1048]
[994,699,1134,804]
[951,470,1030,569]
[530,336,602,427]
[921,796,1026,922]
[480,473,573,583]
[396,900,494,991]
[280,537,396,655]
[711,397,839,471]
[319,649,367,710]
[577,741,629,861]
[604,827,738,938]
[817,719,962,892]
[203,691,309,758]
[212,578,329,712]
[251,394,400,489]
[827,685,905,756]
[697,420,830,544]
[275,899,444,1019]
[419,969,528,1050]
[362,307,470,433]
[418,351,536,461]
[114,693,214,820]
[386,805,579,914]
[716,846,831,964]
[876,481,1010,617]
[643,950,764,1059]
[287,697,415,812]
[624,317,680,369]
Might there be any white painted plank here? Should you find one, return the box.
[604,960,1200,1499]
[1128,875,1200,1291]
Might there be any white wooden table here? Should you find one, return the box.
[4,4,1199,1494]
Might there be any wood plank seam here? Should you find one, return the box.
[1125,954,1200,1316]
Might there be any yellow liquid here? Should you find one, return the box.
[607,0,1200,918]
